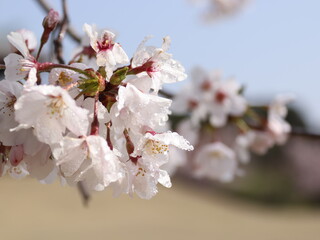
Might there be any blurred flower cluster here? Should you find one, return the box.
[0,10,194,199]
[191,0,250,22]
[171,67,293,182]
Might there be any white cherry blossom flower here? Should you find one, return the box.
[115,131,193,199]
[133,131,193,162]
[111,83,172,135]
[83,23,129,79]
[132,36,187,93]
[49,62,88,102]
[130,160,171,199]
[234,131,255,163]
[206,78,247,127]
[14,85,89,145]
[248,130,275,155]
[171,83,200,116]
[49,63,87,87]
[192,0,249,22]
[4,31,37,83]
[267,94,294,144]
[172,67,247,127]
[194,142,238,182]
[52,135,122,191]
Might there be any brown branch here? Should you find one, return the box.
[0,64,5,70]
[77,182,90,207]
[35,0,81,43]
[53,0,69,64]
[291,127,320,139]
[244,119,320,139]
[159,89,174,99]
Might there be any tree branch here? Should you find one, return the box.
[159,89,174,99]
[53,0,69,64]
[291,127,320,139]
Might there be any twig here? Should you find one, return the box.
[291,127,320,139]
[77,182,90,206]
[53,0,69,64]
[90,93,100,136]
[159,89,174,99]
[38,62,92,78]
[35,0,81,43]
[0,64,5,70]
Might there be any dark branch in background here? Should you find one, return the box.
[0,64,5,70]
[159,89,174,99]
[291,127,320,139]
[77,182,90,207]
[35,0,81,43]
[53,0,69,64]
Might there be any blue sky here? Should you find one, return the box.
[1,0,320,131]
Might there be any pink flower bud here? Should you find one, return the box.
[9,145,24,167]
[43,9,59,30]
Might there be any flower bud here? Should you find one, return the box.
[9,145,24,167]
[40,9,59,46]
[42,9,59,31]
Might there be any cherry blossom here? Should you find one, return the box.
[110,83,172,135]
[267,94,294,144]
[112,131,193,199]
[172,67,247,127]
[83,23,129,79]
[194,142,238,182]
[14,85,89,145]
[131,36,187,93]
[4,31,38,84]
[52,135,122,191]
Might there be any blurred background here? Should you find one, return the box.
[1,0,320,239]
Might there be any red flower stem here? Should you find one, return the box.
[106,121,113,150]
[90,93,100,136]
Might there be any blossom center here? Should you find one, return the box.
[58,72,73,86]
[145,140,169,155]
[209,150,224,159]
[97,34,114,51]
[47,95,65,118]
[201,80,211,91]
[215,90,227,104]
[135,167,147,177]
[188,99,198,109]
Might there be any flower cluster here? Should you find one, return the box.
[191,0,250,22]
[171,66,293,182]
[0,11,193,199]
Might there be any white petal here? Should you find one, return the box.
[4,53,28,81]
[7,31,29,58]
[158,169,172,188]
